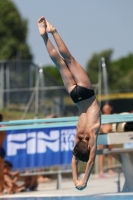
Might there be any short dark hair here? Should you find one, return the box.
[4,160,13,169]
[73,141,90,162]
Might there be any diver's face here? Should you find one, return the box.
[78,136,88,144]
[81,139,90,151]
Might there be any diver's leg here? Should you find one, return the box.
[46,19,92,89]
[38,16,76,93]
[108,145,116,175]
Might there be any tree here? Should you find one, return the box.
[86,49,133,92]
[43,65,63,85]
[110,53,133,91]
[0,0,32,60]
[86,49,113,84]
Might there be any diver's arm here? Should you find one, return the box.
[75,135,97,190]
[72,133,80,185]
[72,155,79,185]
[83,139,97,184]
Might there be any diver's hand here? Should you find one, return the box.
[75,180,87,190]
[74,179,80,186]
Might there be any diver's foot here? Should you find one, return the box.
[38,16,47,36]
[45,20,56,34]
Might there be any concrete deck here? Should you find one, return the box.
[0,173,126,198]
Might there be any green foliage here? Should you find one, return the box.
[86,49,113,84]
[110,54,133,91]
[43,65,63,85]
[44,53,133,92]
[0,0,32,60]
[0,108,44,120]
[86,50,133,92]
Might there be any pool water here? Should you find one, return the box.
[1,195,133,200]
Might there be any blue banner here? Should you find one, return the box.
[3,126,76,170]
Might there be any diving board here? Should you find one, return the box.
[97,132,133,145]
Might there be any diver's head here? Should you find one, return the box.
[73,140,90,162]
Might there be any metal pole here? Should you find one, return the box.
[35,72,39,118]
[98,59,102,108]
[57,172,62,189]
[0,63,4,108]
[101,57,109,102]
[21,90,35,119]
[38,66,45,115]
[6,64,10,107]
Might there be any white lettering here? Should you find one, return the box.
[61,142,69,151]
[27,132,36,154]
[61,129,76,151]
[37,130,59,153]
[7,128,75,155]
[7,133,26,156]
[69,134,75,150]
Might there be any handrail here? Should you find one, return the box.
[0,121,77,131]
[0,116,78,125]
[0,114,133,131]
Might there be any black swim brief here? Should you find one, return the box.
[70,85,95,103]
[0,147,6,158]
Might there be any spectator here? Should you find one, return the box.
[0,114,6,195]
[45,113,58,119]
[21,172,38,191]
[4,160,38,192]
[20,170,38,191]
[4,161,20,183]
[99,103,116,178]
[3,160,25,194]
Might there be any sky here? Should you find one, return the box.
[12,0,133,69]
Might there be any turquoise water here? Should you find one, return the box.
[1,195,133,200]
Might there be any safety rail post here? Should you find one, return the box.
[57,171,62,189]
